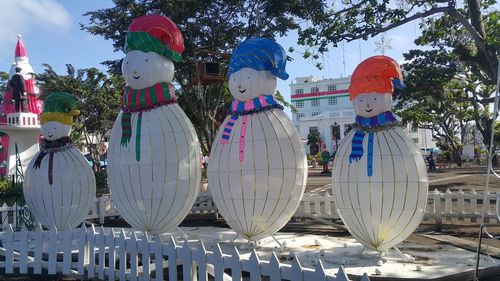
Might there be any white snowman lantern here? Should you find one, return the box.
[107,15,201,234]
[332,56,428,252]
[24,92,95,230]
[209,38,307,241]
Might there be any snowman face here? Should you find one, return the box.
[122,50,175,90]
[41,121,72,141]
[228,68,277,100]
[352,92,392,117]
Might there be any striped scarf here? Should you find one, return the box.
[221,95,283,161]
[350,111,399,177]
[120,82,176,161]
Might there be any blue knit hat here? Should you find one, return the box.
[228,38,289,80]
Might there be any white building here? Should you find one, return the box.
[290,76,436,155]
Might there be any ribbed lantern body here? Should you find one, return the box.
[108,104,201,234]
[24,146,96,230]
[332,127,428,251]
[209,110,307,241]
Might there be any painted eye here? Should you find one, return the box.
[360,99,363,102]
[247,76,250,79]
[145,59,149,62]
[126,62,129,65]
[374,97,377,101]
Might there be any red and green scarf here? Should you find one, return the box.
[120,82,176,161]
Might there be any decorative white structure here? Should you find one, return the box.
[24,93,95,230]
[332,56,428,251]
[209,38,307,241]
[0,35,43,176]
[107,15,201,234]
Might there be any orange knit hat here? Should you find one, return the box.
[348,55,404,100]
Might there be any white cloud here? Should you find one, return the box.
[0,0,71,57]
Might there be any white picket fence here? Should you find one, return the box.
[0,224,370,281]
[425,188,500,225]
[3,189,500,232]
[296,188,500,226]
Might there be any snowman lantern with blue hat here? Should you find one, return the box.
[24,92,96,230]
[332,56,428,252]
[107,15,201,235]
[209,38,307,241]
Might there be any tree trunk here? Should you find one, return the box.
[452,149,463,167]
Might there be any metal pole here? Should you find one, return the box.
[475,57,500,281]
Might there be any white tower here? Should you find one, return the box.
[0,35,41,176]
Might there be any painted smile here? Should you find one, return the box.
[238,89,246,93]
[133,75,140,79]
[365,108,373,112]
[48,134,53,138]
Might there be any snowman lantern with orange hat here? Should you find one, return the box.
[107,15,201,235]
[332,56,428,252]
[24,92,96,230]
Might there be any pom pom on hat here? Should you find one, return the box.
[228,38,289,80]
[124,14,184,62]
[348,55,405,100]
[40,92,80,125]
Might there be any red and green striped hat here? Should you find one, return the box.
[124,14,184,62]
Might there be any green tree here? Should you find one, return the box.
[307,131,321,155]
[395,49,476,166]
[81,0,321,154]
[299,0,498,83]
[494,121,500,147]
[0,71,9,100]
[36,64,123,172]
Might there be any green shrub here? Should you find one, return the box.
[201,168,207,182]
[95,170,109,196]
[0,179,23,205]
[307,155,314,163]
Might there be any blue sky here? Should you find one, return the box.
[0,0,426,116]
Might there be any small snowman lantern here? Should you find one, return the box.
[332,56,428,252]
[209,38,307,241]
[107,15,201,234]
[24,92,95,230]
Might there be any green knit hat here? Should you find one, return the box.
[40,92,80,125]
[124,15,184,62]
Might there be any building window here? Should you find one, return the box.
[311,99,320,107]
[311,87,319,93]
[412,138,419,144]
[328,97,337,105]
[295,88,304,94]
[312,112,321,117]
[296,113,305,120]
[309,126,319,133]
[328,84,337,91]
[295,100,304,108]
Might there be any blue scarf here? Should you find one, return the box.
[350,111,399,177]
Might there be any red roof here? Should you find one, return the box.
[15,35,27,57]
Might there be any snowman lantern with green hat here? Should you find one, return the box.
[23,92,96,230]
[107,15,201,235]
